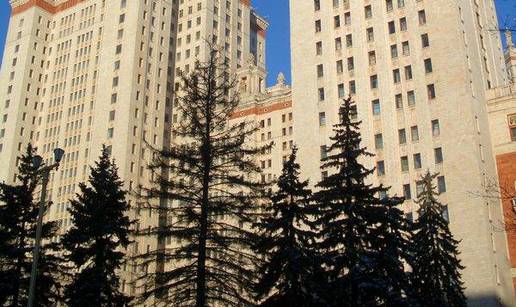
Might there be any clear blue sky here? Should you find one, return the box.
[0,0,514,86]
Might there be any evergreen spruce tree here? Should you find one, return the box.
[138,44,269,306]
[312,98,411,306]
[0,145,62,306]
[62,146,133,306]
[410,172,466,307]
[254,148,325,307]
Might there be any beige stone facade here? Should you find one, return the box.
[2,0,516,305]
[233,69,293,183]
[289,0,514,305]
[0,0,268,297]
[487,32,516,293]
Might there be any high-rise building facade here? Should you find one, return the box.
[487,32,516,292]
[0,0,268,297]
[290,0,514,305]
[232,69,293,184]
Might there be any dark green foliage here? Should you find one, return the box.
[254,148,325,307]
[410,172,466,307]
[138,45,269,306]
[0,145,62,306]
[62,146,133,306]
[312,98,411,306]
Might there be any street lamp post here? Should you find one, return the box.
[27,148,64,307]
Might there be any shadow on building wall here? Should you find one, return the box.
[468,295,510,307]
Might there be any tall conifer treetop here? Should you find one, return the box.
[254,147,325,307]
[139,44,269,307]
[312,97,410,306]
[62,146,133,306]
[410,172,466,307]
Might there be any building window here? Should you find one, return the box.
[395,94,403,109]
[316,41,323,55]
[314,0,320,11]
[375,133,383,149]
[349,80,356,95]
[317,64,324,77]
[442,205,449,222]
[400,17,407,31]
[377,160,385,176]
[432,119,440,137]
[337,60,344,73]
[315,20,322,32]
[386,0,393,11]
[403,184,411,200]
[344,12,351,25]
[334,15,341,28]
[365,5,373,19]
[347,57,354,71]
[338,83,345,98]
[411,126,419,142]
[407,90,416,106]
[391,44,398,59]
[401,156,409,172]
[393,69,401,83]
[372,99,381,115]
[366,27,374,41]
[388,21,396,34]
[418,10,427,25]
[510,115,516,141]
[320,145,328,159]
[435,147,443,164]
[107,128,114,138]
[402,41,410,56]
[335,37,342,50]
[346,34,353,47]
[438,176,447,193]
[421,33,430,47]
[413,153,422,169]
[318,88,325,101]
[405,65,413,80]
[424,58,433,73]
[399,129,407,145]
[427,84,436,99]
[370,75,378,89]
[319,112,326,126]
[368,51,376,66]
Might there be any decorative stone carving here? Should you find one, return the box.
[277,72,285,86]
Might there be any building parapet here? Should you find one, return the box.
[487,83,516,101]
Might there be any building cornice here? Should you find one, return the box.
[231,100,292,120]
[12,0,87,16]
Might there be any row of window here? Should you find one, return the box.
[315,0,415,11]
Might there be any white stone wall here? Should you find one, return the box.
[289,0,514,305]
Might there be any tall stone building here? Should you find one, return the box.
[0,0,268,297]
[290,0,514,305]
[487,30,516,294]
[488,81,516,295]
[232,68,293,184]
